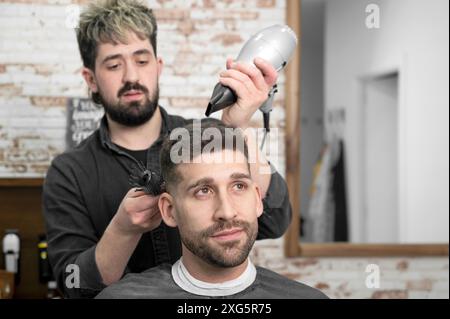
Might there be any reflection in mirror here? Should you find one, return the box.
[299,0,326,243]
[298,0,449,245]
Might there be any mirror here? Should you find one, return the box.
[284,0,449,256]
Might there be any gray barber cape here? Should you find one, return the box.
[95,263,328,299]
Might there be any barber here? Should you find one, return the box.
[43,0,292,298]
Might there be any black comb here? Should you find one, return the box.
[128,162,165,196]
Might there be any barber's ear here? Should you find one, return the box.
[81,67,98,93]
[254,185,263,218]
[158,192,178,227]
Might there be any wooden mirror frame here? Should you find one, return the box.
[283,0,449,257]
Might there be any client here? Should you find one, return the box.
[96,120,328,299]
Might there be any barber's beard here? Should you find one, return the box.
[180,219,258,268]
[98,82,159,127]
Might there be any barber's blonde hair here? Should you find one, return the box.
[76,0,158,71]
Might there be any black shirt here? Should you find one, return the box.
[114,144,147,166]
[42,106,292,298]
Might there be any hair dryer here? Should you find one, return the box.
[205,24,298,132]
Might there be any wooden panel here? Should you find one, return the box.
[0,186,48,299]
[0,270,15,299]
[284,0,302,258]
[0,179,44,187]
[299,243,449,257]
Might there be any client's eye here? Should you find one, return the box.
[233,182,248,192]
[195,186,213,198]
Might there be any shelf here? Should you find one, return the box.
[0,178,44,187]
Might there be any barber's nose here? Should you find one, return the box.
[123,62,139,83]
[214,192,238,221]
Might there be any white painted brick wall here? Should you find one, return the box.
[0,0,287,177]
[251,239,449,299]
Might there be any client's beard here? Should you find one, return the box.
[180,219,257,268]
[97,82,159,127]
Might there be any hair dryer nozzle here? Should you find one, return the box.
[205,83,238,117]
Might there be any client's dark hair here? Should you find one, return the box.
[159,119,249,193]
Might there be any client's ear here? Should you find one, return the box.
[158,193,178,227]
[254,185,263,218]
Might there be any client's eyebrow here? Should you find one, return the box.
[186,177,214,192]
[230,173,251,181]
[186,173,251,192]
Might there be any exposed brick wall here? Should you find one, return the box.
[251,239,449,299]
[0,0,286,177]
